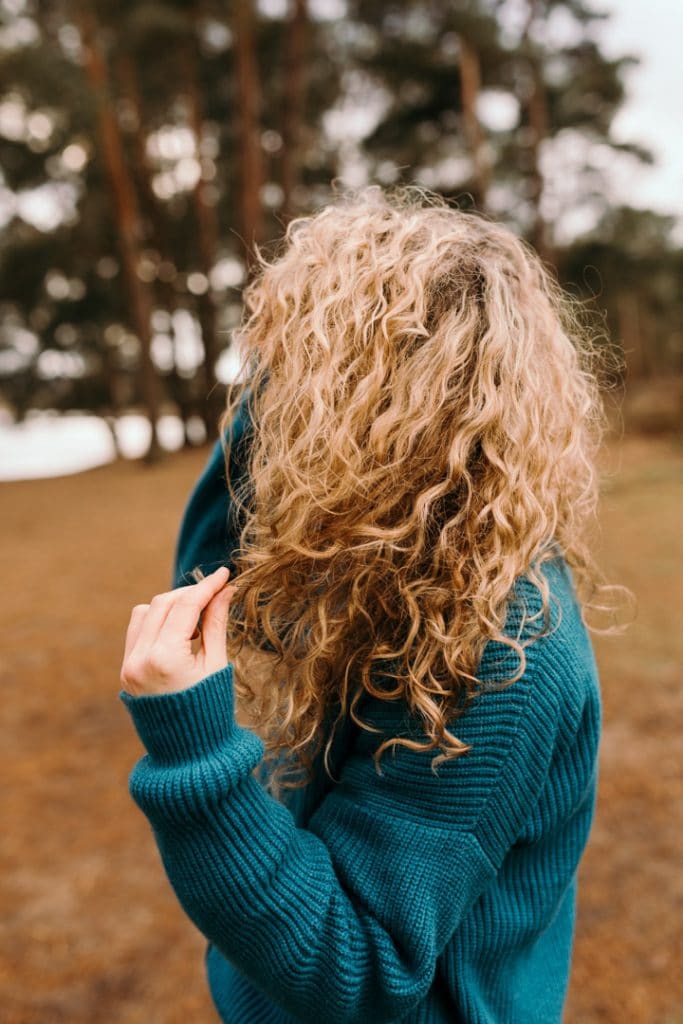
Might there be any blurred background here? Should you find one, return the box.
[1,1,680,1022]
[1,0,682,469]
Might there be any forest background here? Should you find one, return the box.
[1,0,681,460]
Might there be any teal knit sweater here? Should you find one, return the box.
[119,396,602,1023]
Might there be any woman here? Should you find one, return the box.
[118,186,624,1023]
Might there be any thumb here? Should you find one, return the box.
[201,583,237,667]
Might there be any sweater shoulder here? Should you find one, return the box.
[349,554,599,763]
[477,553,601,723]
[336,553,601,851]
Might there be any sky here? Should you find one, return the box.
[591,0,683,236]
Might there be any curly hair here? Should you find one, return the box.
[212,184,628,800]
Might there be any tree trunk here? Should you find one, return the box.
[103,414,123,460]
[522,0,555,269]
[77,4,164,464]
[458,34,489,213]
[116,49,204,448]
[181,39,224,438]
[101,336,124,460]
[281,0,308,222]
[233,0,265,274]
[617,289,645,381]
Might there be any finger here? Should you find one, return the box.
[128,589,178,656]
[131,567,229,655]
[156,566,231,646]
[123,604,149,662]
[199,583,237,662]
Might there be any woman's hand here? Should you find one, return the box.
[120,566,237,697]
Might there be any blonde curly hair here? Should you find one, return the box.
[215,184,627,800]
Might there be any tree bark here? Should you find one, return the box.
[233,0,265,274]
[522,0,555,269]
[457,34,489,213]
[181,38,224,438]
[617,289,646,381]
[281,0,309,222]
[116,49,206,448]
[100,335,124,460]
[77,4,164,464]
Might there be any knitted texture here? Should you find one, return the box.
[120,398,602,1023]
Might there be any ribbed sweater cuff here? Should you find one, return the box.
[118,664,237,764]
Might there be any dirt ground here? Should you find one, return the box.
[1,433,681,1024]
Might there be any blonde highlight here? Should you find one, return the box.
[213,185,630,800]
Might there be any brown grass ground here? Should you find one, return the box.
[1,434,681,1023]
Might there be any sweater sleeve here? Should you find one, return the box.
[119,628,564,1024]
[171,390,253,589]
